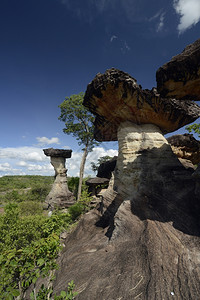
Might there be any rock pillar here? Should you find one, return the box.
[43,148,75,209]
[113,121,192,204]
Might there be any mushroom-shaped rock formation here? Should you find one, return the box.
[86,177,109,196]
[83,68,200,201]
[43,148,75,208]
[167,133,200,165]
[51,69,200,299]
[84,68,200,141]
[156,38,200,100]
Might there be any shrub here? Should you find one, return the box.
[18,201,43,216]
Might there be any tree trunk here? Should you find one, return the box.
[77,146,88,201]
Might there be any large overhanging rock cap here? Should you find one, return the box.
[43,148,72,158]
[84,68,200,141]
[156,38,200,100]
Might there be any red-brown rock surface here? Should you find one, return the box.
[167,134,200,165]
[84,68,200,141]
[156,38,200,100]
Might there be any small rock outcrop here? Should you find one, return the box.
[167,133,200,165]
[43,148,75,208]
[156,38,200,100]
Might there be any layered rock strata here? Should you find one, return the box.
[156,38,200,100]
[43,148,75,208]
[167,133,200,165]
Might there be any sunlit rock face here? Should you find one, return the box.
[167,134,200,165]
[113,122,173,199]
[43,148,75,208]
[156,38,200,100]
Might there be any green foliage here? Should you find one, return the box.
[0,201,78,299]
[0,175,54,193]
[67,177,79,198]
[58,92,100,200]
[31,281,78,300]
[18,201,43,216]
[91,155,112,173]
[58,92,98,151]
[0,176,93,299]
[186,123,200,137]
[67,189,93,221]
[0,175,53,205]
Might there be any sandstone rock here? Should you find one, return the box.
[97,156,117,179]
[178,158,196,170]
[84,68,200,141]
[53,173,199,300]
[51,122,200,300]
[50,67,200,299]
[192,164,200,199]
[43,148,72,158]
[167,133,200,165]
[156,38,200,100]
[43,148,75,208]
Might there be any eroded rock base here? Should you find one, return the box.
[45,157,75,208]
[52,124,200,299]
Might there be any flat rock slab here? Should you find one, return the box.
[86,177,110,186]
[43,148,72,158]
[156,38,200,100]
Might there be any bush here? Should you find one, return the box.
[18,201,43,216]
[0,202,76,299]
[68,189,93,221]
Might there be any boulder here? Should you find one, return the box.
[156,38,200,100]
[97,156,117,179]
[167,133,200,165]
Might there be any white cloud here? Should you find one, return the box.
[82,147,118,177]
[173,0,200,33]
[16,161,28,167]
[0,163,11,172]
[156,13,165,32]
[110,35,118,42]
[36,137,60,145]
[0,146,118,177]
[0,147,47,162]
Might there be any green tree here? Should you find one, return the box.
[186,123,200,138]
[59,92,99,201]
[91,155,112,174]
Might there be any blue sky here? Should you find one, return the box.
[0,0,200,177]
